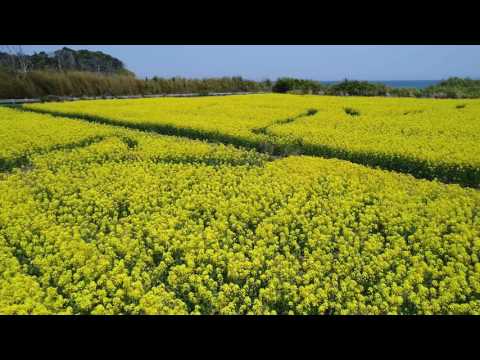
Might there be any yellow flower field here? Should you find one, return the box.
[25,94,480,186]
[1,104,480,315]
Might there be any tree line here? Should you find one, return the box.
[0,46,132,75]
[0,47,478,100]
[272,77,480,98]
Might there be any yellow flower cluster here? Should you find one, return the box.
[0,107,265,172]
[268,96,480,186]
[0,107,114,171]
[25,95,309,149]
[25,95,480,186]
[1,107,479,314]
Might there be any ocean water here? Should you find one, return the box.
[323,80,440,89]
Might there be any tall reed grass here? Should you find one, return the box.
[0,71,268,99]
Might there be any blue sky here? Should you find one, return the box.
[22,45,480,81]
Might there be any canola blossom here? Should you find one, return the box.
[25,95,480,186]
[0,106,265,171]
[0,107,116,171]
[268,96,480,186]
[24,95,309,150]
[1,106,479,315]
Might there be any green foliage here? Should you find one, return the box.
[0,47,131,75]
[344,107,361,116]
[388,87,422,98]
[143,76,269,95]
[327,80,388,97]
[271,77,480,99]
[422,78,480,99]
[272,78,324,94]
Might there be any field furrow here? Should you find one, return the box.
[23,95,480,187]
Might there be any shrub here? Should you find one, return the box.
[422,78,480,99]
[273,78,324,94]
[344,107,361,116]
[327,80,388,97]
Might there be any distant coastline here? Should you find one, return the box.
[323,80,441,89]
